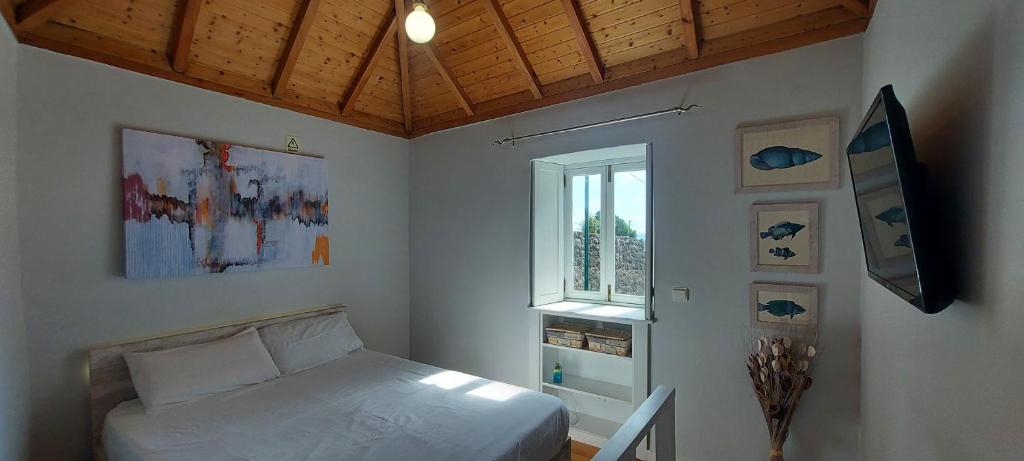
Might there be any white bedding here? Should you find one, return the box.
[104,350,569,461]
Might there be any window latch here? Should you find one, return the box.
[607,285,612,302]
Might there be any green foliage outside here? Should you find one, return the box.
[580,211,639,238]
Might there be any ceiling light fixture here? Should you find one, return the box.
[405,2,436,44]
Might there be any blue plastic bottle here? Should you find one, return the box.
[553,363,563,384]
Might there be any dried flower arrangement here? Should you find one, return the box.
[747,335,817,461]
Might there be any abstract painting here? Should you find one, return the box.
[122,128,329,279]
[750,283,818,329]
[736,116,839,193]
[750,202,819,273]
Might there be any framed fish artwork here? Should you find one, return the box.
[750,283,818,329]
[735,116,840,193]
[750,202,819,273]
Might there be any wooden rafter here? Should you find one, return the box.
[678,0,700,60]
[395,0,412,134]
[272,0,321,98]
[560,0,603,83]
[8,0,875,138]
[169,0,201,73]
[1,0,16,32]
[411,17,869,137]
[18,31,408,137]
[837,0,869,17]
[481,0,542,99]
[339,8,397,116]
[421,44,475,115]
[15,0,79,33]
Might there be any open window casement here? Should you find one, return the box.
[531,161,565,306]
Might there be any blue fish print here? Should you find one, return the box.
[769,247,796,260]
[847,121,891,155]
[758,300,807,319]
[749,146,823,171]
[895,234,912,248]
[760,221,805,240]
[875,206,906,227]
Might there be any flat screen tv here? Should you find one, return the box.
[847,85,954,313]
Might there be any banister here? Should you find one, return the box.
[593,385,676,461]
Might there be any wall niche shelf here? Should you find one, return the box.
[530,301,651,324]
[529,306,650,456]
[542,373,633,403]
[541,343,632,362]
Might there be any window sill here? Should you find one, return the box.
[529,301,651,324]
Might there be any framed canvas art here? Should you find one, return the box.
[750,283,818,329]
[750,202,820,273]
[736,116,840,193]
[122,128,330,279]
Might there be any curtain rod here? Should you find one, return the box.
[493,104,702,146]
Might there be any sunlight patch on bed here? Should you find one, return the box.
[419,371,478,390]
[466,382,525,402]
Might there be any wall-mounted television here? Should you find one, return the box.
[847,85,954,314]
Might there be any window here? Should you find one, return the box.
[564,162,647,305]
[531,144,652,314]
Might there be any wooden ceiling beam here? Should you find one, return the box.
[678,0,700,60]
[169,0,201,73]
[272,0,322,98]
[560,0,603,83]
[411,17,869,137]
[481,0,542,99]
[19,31,408,137]
[9,0,874,139]
[396,0,413,134]
[1,1,17,33]
[421,43,475,115]
[837,0,869,17]
[15,0,79,33]
[339,9,397,116]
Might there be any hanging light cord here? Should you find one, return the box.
[494,104,702,146]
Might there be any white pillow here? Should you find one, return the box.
[258,312,364,375]
[125,327,280,412]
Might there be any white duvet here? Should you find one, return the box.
[104,350,569,461]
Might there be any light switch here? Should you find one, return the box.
[671,287,690,303]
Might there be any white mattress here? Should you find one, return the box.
[104,350,569,461]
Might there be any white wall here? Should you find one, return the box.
[859,1,1024,459]
[0,19,30,461]
[410,37,865,461]
[16,47,410,460]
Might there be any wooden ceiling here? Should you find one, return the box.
[1,0,873,138]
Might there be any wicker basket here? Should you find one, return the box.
[545,323,592,349]
[585,329,632,357]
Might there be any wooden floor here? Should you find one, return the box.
[571,441,600,461]
[571,441,642,461]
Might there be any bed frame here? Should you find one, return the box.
[87,304,573,461]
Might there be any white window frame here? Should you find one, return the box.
[563,158,647,306]
[609,161,647,306]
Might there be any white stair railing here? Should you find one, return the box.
[593,385,675,461]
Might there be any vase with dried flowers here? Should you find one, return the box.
[747,335,816,461]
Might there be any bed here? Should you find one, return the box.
[89,305,571,461]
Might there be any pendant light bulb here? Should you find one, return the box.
[405,2,436,44]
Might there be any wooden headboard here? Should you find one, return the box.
[88,304,345,458]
